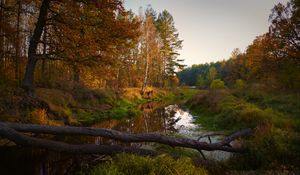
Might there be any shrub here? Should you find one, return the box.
[234,79,245,90]
[210,79,225,89]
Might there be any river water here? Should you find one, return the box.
[0,102,231,174]
[92,102,231,160]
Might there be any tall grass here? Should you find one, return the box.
[79,154,208,175]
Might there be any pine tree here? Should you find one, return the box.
[156,10,183,86]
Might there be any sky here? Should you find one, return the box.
[124,0,289,66]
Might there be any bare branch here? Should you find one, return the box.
[0,123,157,156]
[1,122,253,153]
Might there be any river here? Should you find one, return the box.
[92,102,231,160]
[0,102,231,174]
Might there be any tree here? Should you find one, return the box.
[22,0,51,95]
[269,0,300,65]
[140,7,160,94]
[156,10,183,86]
[208,66,217,83]
[210,79,225,89]
[196,75,206,89]
[21,0,140,93]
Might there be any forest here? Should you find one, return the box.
[0,0,299,174]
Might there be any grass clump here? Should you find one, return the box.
[80,154,208,175]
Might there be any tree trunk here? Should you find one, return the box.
[141,31,149,95]
[0,123,157,155]
[0,122,253,153]
[72,64,80,83]
[0,0,4,79]
[41,27,47,81]
[15,0,21,82]
[22,0,51,95]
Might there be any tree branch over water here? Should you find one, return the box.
[0,122,253,155]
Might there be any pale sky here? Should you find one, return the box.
[124,0,289,66]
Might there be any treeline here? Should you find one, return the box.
[0,0,183,93]
[179,0,300,92]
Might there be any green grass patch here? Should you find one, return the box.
[79,154,208,175]
[77,98,143,125]
[186,90,300,170]
[110,99,142,119]
[233,90,300,118]
[188,90,294,131]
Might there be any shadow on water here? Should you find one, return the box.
[0,102,231,174]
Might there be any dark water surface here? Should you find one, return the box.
[0,102,230,175]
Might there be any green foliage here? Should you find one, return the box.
[236,90,300,119]
[81,154,207,175]
[156,10,184,77]
[189,91,293,131]
[187,90,300,170]
[234,79,245,90]
[208,66,217,82]
[178,63,212,87]
[210,79,225,89]
[196,75,206,88]
[229,126,300,170]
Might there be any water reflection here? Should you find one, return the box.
[93,103,231,160]
[0,102,231,175]
[93,103,196,136]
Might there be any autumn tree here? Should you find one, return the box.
[20,0,141,94]
[269,0,300,65]
[140,7,161,94]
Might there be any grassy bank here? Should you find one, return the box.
[186,89,300,170]
[0,83,198,126]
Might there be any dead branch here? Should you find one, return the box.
[0,123,157,156]
[0,122,253,153]
[197,133,227,145]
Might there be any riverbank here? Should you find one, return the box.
[186,89,300,171]
[0,83,198,126]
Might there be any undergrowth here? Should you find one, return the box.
[186,89,300,170]
[79,154,208,175]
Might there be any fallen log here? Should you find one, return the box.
[0,122,253,154]
[0,123,157,155]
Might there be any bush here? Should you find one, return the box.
[210,79,225,89]
[234,79,245,90]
